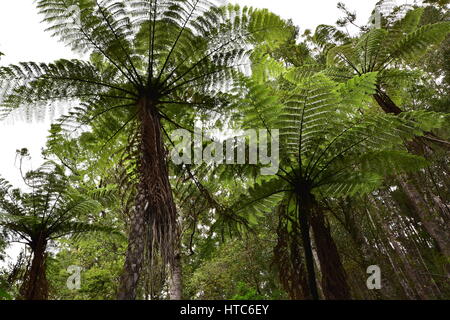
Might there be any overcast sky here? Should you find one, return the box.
[0,0,411,263]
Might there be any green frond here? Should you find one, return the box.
[279,73,341,159]
[326,44,359,73]
[358,150,428,176]
[355,28,388,72]
[0,163,112,244]
[51,221,124,240]
[86,185,118,207]
[387,21,450,63]
[314,150,427,199]
[232,177,287,224]
[378,68,421,87]
[284,64,324,84]
[337,72,379,107]
[250,45,287,82]
[388,7,425,41]
[235,77,283,130]
[399,110,449,133]
[313,24,351,49]
[0,59,134,120]
[315,171,382,198]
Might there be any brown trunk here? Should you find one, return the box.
[274,201,310,300]
[296,192,319,300]
[310,209,352,300]
[378,216,430,299]
[20,236,48,300]
[118,97,178,300]
[169,253,183,300]
[373,91,403,115]
[117,186,148,300]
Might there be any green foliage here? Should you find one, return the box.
[184,237,285,300]
[235,69,446,222]
[47,233,126,300]
[389,21,450,63]
[325,8,450,89]
[0,161,118,257]
[231,282,266,300]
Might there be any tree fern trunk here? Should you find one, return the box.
[310,209,352,300]
[373,91,403,115]
[296,194,319,300]
[20,236,48,300]
[169,253,183,300]
[118,98,178,300]
[118,185,147,300]
[274,201,310,300]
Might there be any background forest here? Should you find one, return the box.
[0,0,449,300]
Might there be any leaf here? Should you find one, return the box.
[388,21,450,63]
[0,287,12,300]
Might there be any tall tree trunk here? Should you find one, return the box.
[274,201,310,300]
[296,193,319,300]
[373,90,403,115]
[118,187,147,300]
[118,98,178,300]
[20,236,48,300]
[310,209,352,300]
[169,253,183,300]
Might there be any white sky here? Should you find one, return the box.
[0,0,410,265]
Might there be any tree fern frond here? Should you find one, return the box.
[232,177,287,221]
[386,21,450,64]
[355,28,388,72]
[388,7,424,42]
[337,72,379,107]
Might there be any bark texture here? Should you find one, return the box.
[118,98,178,300]
[169,253,183,300]
[20,236,48,300]
[296,192,319,300]
[274,201,310,300]
[311,210,352,300]
[398,175,450,257]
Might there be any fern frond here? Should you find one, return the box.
[232,177,287,223]
[386,21,450,63]
[337,72,379,107]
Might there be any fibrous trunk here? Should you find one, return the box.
[274,202,310,300]
[310,209,352,300]
[118,98,178,300]
[296,193,319,300]
[20,236,48,300]
[169,253,183,300]
[398,175,450,257]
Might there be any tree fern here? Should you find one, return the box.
[0,0,291,299]
[0,163,114,300]
[234,70,446,299]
